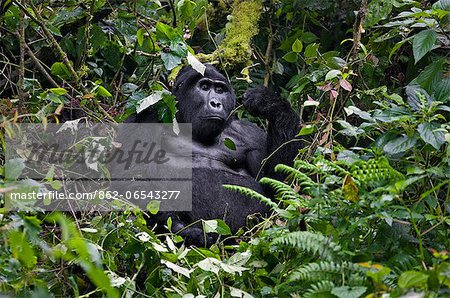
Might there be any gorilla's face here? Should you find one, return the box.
[175,66,235,143]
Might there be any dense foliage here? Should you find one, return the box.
[0,0,449,297]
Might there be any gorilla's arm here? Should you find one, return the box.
[243,86,301,180]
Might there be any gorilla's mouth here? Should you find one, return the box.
[201,116,225,122]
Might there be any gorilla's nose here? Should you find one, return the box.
[209,99,222,110]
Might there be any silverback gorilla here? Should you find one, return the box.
[126,65,300,245]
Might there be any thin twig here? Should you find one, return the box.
[18,8,25,112]
[352,0,368,59]
[263,5,274,87]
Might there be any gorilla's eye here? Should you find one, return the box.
[215,86,224,94]
[200,82,210,91]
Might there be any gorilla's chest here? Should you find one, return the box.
[192,132,248,174]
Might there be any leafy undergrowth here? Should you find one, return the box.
[1,0,450,297]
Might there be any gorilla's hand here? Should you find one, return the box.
[243,86,290,120]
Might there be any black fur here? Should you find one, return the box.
[127,65,300,245]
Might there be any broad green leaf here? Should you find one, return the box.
[147,200,161,215]
[224,138,236,150]
[405,85,430,111]
[297,125,315,136]
[5,158,25,180]
[51,62,71,80]
[412,30,437,63]
[300,31,318,43]
[417,122,446,149]
[49,180,61,190]
[136,28,145,46]
[365,0,394,27]
[161,260,190,278]
[49,88,68,95]
[383,135,418,155]
[9,230,37,269]
[136,90,165,114]
[433,78,450,102]
[413,59,444,93]
[337,120,364,137]
[155,22,179,41]
[304,43,319,59]
[203,219,231,235]
[398,271,429,288]
[433,0,450,10]
[389,36,413,60]
[282,52,298,63]
[331,286,367,298]
[96,86,112,97]
[121,83,139,94]
[325,69,341,81]
[161,52,182,70]
[197,258,221,274]
[292,39,303,53]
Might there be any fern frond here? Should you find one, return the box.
[274,164,316,187]
[259,177,301,199]
[303,280,335,298]
[272,231,342,260]
[223,184,278,209]
[350,157,404,187]
[294,160,324,174]
[289,261,366,282]
[314,158,350,176]
[387,253,418,274]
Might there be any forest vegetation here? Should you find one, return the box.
[0,0,450,297]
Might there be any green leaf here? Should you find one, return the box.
[137,90,165,114]
[282,52,298,63]
[155,22,179,42]
[9,230,37,269]
[383,135,418,155]
[405,85,430,111]
[292,39,303,53]
[365,0,394,27]
[398,271,429,288]
[96,86,112,97]
[5,158,25,180]
[136,28,145,46]
[433,77,450,102]
[417,122,446,150]
[49,88,68,95]
[304,43,319,59]
[146,201,160,215]
[203,219,232,235]
[224,138,236,150]
[413,59,444,93]
[325,69,341,81]
[433,0,450,10]
[51,62,71,80]
[412,30,437,64]
[389,36,413,60]
[49,180,62,190]
[331,286,367,298]
[297,125,315,136]
[161,52,182,70]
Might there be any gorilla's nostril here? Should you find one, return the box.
[210,100,222,109]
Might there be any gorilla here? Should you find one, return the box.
[125,64,300,245]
